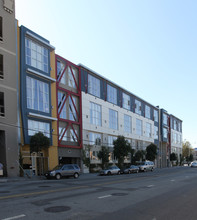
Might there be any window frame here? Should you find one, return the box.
[136,118,142,136]
[26,76,50,113]
[107,84,117,105]
[0,92,5,117]
[25,37,49,73]
[109,108,118,130]
[0,16,2,41]
[0,54,3,80]
[124,114,132,133]
[90,102,102,126]
[88,74,100,98]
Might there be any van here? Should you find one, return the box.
[138,161,154,172]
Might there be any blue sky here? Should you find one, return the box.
[15,0,197,148]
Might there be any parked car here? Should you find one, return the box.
[99,165,121,175]
[138,161,154,172]
[191,161,197,168]
[45,164,81,180]
[123,165,139,174]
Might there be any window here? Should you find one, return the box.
[146,122,151,138]
[88,74,100,98]
[26,76,49,113]
[25,37,48,72]
[69,96,77,121]
[0,92,5,117]
[154,109,158,122]
[0,54,3,79]
[122,93,130,110]
[136,119,142,136]
[154,126,158,139]
[109,109,118,130]
[107,84,117,105]
[145,105,150,119]
[163,127,168,138]
[89,132,101,145]
[58,91,66,119]
[70,129,78,142]
[163,113,168,125]
[108,136,117,147]
[28,119,50,138]
[124,114,131,133]
[90,102,101,126]
[135,100,141,115]
[57,60,65,81]
[174,120,177,131]
[59,126,67,141]
[68,66,77,89]
[0,17,2,41]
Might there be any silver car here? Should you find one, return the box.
[138,161,154,172]
[100,165,121,175]
[45,164,81,180]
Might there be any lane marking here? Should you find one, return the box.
[98,195,112,199]
[1,214,26,220]
[147,185,154,188]
[170,179,175,182]
[0,185,88,200]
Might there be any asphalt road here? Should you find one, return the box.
[0,166,197,220]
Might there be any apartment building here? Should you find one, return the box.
[170,114,182,162]
[80,64,162,170]
[19,26,58,175]
[0,0,19,177]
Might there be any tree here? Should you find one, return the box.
[182,140,193,162]
[170,152,177,161]
[97,146,110,169]
[30,132,50,154]
[30,132,50,175]
[146,143,157,161]
[113,136,131,168]
[133,150,146,163]
[82,145,91,171]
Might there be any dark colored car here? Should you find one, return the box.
[99,165,121,175]
[45,164,81,180]
[123,165,139,174]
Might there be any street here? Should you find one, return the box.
[0,167,197,220]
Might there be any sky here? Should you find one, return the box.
[15,0,197,148]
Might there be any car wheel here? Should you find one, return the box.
[128,170,131,174]
[117,171,121,175]
[144,169,146,172]
[107,171,111,175]
[151,168,153,172]
[55,173,61,180]
[74,172,79,179]
[136,170,139,173]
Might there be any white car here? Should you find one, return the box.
[191,162,197,168]
[99,166,121,175]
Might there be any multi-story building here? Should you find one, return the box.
[170,114,182,162]
[159,109,182,167]
[55,55,82,166]
[0,0,19,177]
[19,25,58,175]
[80,64,161,170]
